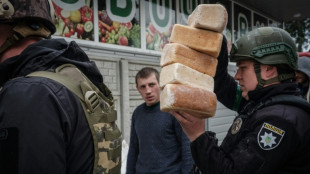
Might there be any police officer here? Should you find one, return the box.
[171,27,310,173]
[0,0,121,174]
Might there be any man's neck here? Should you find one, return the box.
[0,37,42,63]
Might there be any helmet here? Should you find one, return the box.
[0,0,56,33]
[230,27,298,88]
[230,27,298,70]
[0,0,56,54]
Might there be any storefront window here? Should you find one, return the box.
[145,0,175,51]
[52,0,94,40]
[234,3,252,41]
[51,0,281,55]
[269,20,282,28]
[177,0,199,25]
[98,0,141,48]
[253,13,268,29]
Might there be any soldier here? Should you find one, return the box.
[171,27,310,173]
[296,56,310,102]
[0,0,121,174]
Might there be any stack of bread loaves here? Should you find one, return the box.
[160,4,228,119]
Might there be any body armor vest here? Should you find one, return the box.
[28,64,122,174]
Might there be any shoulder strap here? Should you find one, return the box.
[265,94,310,113]
[28,69,85,100]
[248,94,310,116]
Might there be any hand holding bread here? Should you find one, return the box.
[160,4,228,119]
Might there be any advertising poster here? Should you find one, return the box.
[253,13,268,29]
[234,3,251,41]
[98,0,141,48]
[145,0,175,51]
[177,0,199,25]
[52,0,95,40]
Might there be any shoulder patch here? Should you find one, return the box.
[257,122,285,150]
[231,117,243,135]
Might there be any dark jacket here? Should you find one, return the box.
[0,39,103,174]
[127,102,193,174]
[190,38,310,174]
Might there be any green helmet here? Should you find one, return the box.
[0,0,56,54]
[230,27,297,88]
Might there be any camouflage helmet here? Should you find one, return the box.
[0,0,56,34]
[0,0,56,55]
[230,27,298,70]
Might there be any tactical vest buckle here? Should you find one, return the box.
[85,91,100,113]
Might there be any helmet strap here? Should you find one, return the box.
[254,62,295,89]
[0,22,51,55]
[254,62,264,89]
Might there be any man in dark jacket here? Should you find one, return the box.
[296,56,310,102]
[126,67,193,174]
[0,1,120,174]
[170,27,310,174]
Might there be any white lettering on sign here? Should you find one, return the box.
[180,0,198,24]
[149,0,173,33]
[53,0,84,10]
[107,0,136,23]
[238,13,248,38]
[255,21,265,29]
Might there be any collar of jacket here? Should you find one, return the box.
[248,82,299,103]
[0,39,103,88]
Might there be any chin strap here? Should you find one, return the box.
[0,22,51,55]
[254,62,295,89]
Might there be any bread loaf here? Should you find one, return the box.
[160,84,217,119]
[188,4,228,33]
[161,43,218,76]
[170,24,223,58]
[160,63,214,91]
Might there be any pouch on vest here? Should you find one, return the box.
[28,64,122,174]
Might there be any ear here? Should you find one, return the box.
[265,65,277,78]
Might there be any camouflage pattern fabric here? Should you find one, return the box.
[0,0,56,33]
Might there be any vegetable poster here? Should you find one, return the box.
[53,0,95,40]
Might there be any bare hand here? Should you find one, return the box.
[170,111,206,142]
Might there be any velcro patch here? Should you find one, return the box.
[257,123,285,150]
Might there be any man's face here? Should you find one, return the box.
[136,73,160,106]
[234,60,258,100]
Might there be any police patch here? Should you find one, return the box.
[257,122,285,150]
[231,117,242,134]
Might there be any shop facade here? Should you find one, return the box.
[51,0,283,143]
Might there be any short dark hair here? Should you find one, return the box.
[135,67,159,85]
